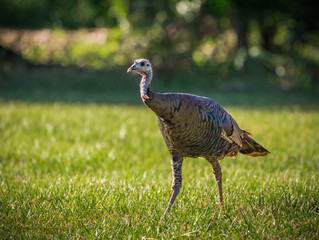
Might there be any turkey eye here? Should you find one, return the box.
[140,62,145,66]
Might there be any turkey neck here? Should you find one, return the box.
[139,69,169,118]
[140,69,153,99]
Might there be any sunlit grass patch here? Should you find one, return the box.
[0,100,318,238]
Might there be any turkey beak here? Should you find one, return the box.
[127,63,137,73]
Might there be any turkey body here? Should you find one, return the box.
[148,92,236,160]
[127,59,269,213]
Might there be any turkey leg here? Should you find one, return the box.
[165,155,183,213]
[208,158,223,204]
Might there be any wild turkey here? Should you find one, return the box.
[127,59,270,213]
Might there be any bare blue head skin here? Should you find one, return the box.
[127,59,152,74]
[127,59,153,100]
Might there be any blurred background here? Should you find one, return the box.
[0,0,318,103]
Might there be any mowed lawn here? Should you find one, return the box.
[0,99,318,239]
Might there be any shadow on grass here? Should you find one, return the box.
[1,61,319,109]
[2,88,319,110]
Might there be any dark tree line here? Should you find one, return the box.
[1,0,317,50]
[0,0,318,89]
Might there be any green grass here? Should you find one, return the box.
[0,96,318,239]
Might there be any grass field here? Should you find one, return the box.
[0,91,319,239]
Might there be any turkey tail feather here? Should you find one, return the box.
[240,130,270,157]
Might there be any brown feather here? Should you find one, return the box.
[240,131,270,157]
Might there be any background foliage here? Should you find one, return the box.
[0,0,318,91]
